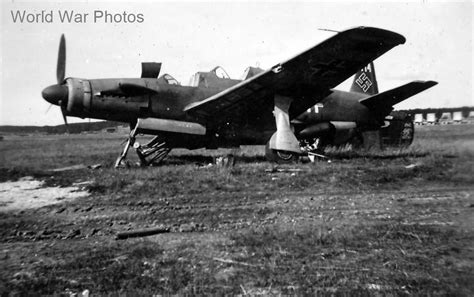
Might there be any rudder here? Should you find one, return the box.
[350,62,379,95]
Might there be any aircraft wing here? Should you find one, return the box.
[360,80,438,116]
[184,26,406,124]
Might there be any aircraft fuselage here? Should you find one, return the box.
[45,76,382,149]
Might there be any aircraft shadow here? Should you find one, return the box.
[162,151,432,166]
[165,155,268,166]
[325,151,430,160]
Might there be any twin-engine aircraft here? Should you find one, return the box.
[41,27,437,167]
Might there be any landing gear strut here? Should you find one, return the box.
[266,94,302,163]
[114,125,138,168]
[114,124,171,168]
[135,136,171,166]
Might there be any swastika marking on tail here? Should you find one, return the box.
[355,73,373,92]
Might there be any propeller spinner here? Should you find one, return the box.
[41,34,69,127]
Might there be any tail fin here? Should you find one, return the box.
[350,62,379,95]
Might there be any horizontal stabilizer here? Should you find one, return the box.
[359,80,437,115]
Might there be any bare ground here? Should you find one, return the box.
[0,124,473,295]
[0,176,89,212]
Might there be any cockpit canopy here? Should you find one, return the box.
[157,66,265,88]
[189,66,264,88]
[240,66,264,80]
[158,73,180,85]
[189,66,232,87]
[212,66,231,79]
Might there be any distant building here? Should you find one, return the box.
[452,111,463,123]
[439,112,453,124]
[426,113,437,125]
[414,113,424,125]
[399,107,474,125]
[467,111,474,123]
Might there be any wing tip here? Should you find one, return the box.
[410,80,438,88]
[342,26,406,45]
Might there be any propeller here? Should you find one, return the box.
[57,34,66,84]
[42,34,69,131]
[45,104,53,114]
[59,100,69,131]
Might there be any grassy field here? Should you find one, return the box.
[0,124,473,295]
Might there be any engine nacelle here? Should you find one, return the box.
[299,122,332,138]
[298,121,358,146]
[63,78,152,121]
[65,78,92,117]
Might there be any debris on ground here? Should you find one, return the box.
[179,222,201,232]
[116,225,170,240]
[405,162,422,169]
[51,164,88,172]
[215,155,235,167]
[265,168,304,173]
[307,151,331,163]
[87,164,102,170]
[50,163,102,172]
[64,229,81,239]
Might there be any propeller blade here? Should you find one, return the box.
[57,34,66,84]
[45,104,53,114]
[61,108,68,126]
[58,100,69,133]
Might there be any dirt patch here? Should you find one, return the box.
[0,176,89,211]
[0,126,473,295]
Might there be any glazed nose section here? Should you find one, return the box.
[42,84,68,105]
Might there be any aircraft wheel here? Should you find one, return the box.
[265,143,299,163]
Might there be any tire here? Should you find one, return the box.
[265,143,299,163]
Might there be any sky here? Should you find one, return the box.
[1,0,472,126]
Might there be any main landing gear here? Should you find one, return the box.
[114,124,171,168]
[265,137,330,163]
[266,94,303,163]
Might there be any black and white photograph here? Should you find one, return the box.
[0,0,473,295]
